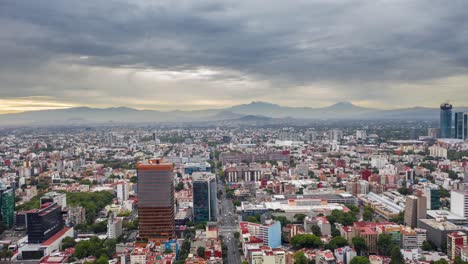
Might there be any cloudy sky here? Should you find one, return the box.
[1,0,467,113]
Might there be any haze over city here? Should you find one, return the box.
[1,0,468,114]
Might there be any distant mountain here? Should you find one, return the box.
[0,101,467,126]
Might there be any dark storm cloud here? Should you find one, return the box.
[1,0,468,109]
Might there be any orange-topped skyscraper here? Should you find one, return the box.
[137,159,175,241]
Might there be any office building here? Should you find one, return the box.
[0,187,14,229]
[192,172,217,223]
[404,194,427,228]
[451,190,468,218]
[26,202,64,243]
[447,231,467,260]
[455,112,468,140]
[260,220,282,248]
[440,103,453,138]
[423,184,441,210]
[137,159,175,240]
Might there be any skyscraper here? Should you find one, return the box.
[0,187,14,229]
[192,172,217,223]
[454,112,468,140]
[137,159,175,241]
[440,103,453,138]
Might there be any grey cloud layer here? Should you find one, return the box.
[1,0,468,108]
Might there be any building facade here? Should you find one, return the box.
[137,159,175,240]
[26,202,64,243]
[192,172,217,223]
[455,112,468,140]
[440,103,453,138]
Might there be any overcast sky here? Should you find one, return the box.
[1,0,467,113]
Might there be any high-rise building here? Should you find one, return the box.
[455,112,468,140]
[107,214,123,239]
[451,190,468,218]
[116,182,129,204]
[404,194,427,228]
[137,159,175,241]
[440,103,453,138]
[192,172,217,223]
[26,202,64,243]
[0,187,14,229]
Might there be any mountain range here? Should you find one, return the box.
[0,101,466,126]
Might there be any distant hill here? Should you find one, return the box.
[0,101,467,126]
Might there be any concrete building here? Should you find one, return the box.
[260,220,282,248]
[404,194,427,228]
[429,145,448,159]
[451,190,468,218]
[418,218,465,250]
[447,231,467,260]
[107,214,123,239]
[116,181,129,203]
[68,206,86,225]
[401,227,427,250]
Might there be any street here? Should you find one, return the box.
[217,178,242,264]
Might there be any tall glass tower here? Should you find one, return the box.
[440,103,453,138]
[193,172,217,223]
[455,112,468,140]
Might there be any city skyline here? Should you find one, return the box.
[1,1,468,113]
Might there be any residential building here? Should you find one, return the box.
[108,214,123,239]
[447,231,468,260]
[137,159,175,240]
[260,220,282,248]
[116,181,129,203]
[67,206,86,225]
[40,192,67,210]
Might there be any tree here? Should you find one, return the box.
[389,246,404,264]
[433,259,449,264]
[290,234,323,249]
[61,236,76,250]
[197,247,206,258]
[377,234,393,256]
[363,206,374,221]
[246,216,260,223]
[422,240,435,251]
[352,237,367,256]
[175,182,184,191]
[273,215,291,227]
[294,251,308,264]
[95,255,109,264]
[454,256,468,264]
[234,232,240,239]
[326,236,349,250]
[350,256,371,264]
[294,214,307,223]
[311,225,322,237]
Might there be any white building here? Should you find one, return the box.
[107,215,123,239]
[429,145,448,159]
[371,156,388,169]
[116,181,129,203]
[356,130,367,140]
[451,190,468,218]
